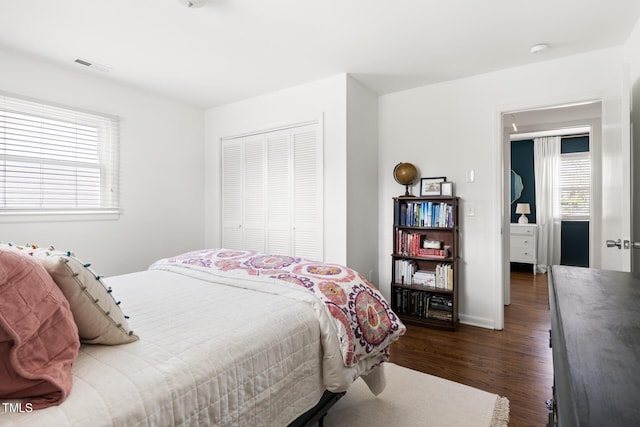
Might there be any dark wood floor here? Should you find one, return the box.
[389,270,553,427]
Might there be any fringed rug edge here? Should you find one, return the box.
[491,396,510,426]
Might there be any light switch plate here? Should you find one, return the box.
[466,169,475,183]
[466,202,476,216]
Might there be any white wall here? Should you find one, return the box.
[346,76,379,284]
[626,15,640,83]
[205,74,349,264]
[378,47,627,328]
[0,47,206,276]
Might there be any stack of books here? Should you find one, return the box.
[412,270,436,287]
[428,295,453,322]
[417,247,447,258]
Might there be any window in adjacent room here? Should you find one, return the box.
[559,150,590,220]
[0,93,119,216]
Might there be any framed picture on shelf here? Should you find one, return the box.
[440,181,453,196]
[420,177,446,196]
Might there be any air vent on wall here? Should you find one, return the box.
[73,58,113,73]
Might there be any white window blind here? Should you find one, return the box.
[559,151,590,220]
[0,94,119,214]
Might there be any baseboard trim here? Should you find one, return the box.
[459,314,498,330]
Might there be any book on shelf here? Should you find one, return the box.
[399,204,407,226]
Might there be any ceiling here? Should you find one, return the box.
[1,0,639,109]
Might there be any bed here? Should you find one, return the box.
[0,247,405,426]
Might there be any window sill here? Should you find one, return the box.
[0,210,121,223]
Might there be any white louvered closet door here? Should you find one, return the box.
[242,134,266,252]
[266,130,291,256]
[221,121,323,260]
[292,125,322,261]
[221,141,243,249]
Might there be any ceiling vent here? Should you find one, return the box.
[73,58,112,73]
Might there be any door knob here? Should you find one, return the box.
[606,239,622,249]
[622,240,640,250]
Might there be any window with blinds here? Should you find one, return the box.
[0,94,119,214]
[559,151,590,220]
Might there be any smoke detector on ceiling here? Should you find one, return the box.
[177,0,208,7]
[530,43,549,54]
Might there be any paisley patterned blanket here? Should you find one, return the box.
[150,249,405,375]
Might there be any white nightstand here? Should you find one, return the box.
[510,223,538,274]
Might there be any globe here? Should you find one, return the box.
[393,162,418,196]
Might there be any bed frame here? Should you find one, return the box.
[289,391,346,427]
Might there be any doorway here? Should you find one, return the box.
[501,102,602,305]
[633,77,640,272]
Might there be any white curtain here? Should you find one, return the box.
[533,136,561,274]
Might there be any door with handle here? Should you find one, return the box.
[603,70,635,271]
[633,76,640,273]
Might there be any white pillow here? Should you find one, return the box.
[0,242,51,257]
[39,254,139,345]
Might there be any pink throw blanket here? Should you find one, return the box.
[0,250,80,409]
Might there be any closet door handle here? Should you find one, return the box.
[606,239,621,249]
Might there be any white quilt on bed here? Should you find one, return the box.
[0,270,326,426]
[149,249,405,394]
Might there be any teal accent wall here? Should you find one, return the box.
[510,139,535,223]
[560,135,589,267]
[511,135,590,267]
[561,221,589,267]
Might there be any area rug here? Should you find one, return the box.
[324,363,509,426]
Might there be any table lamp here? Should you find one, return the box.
[515,203,531,224]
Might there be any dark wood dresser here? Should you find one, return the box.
[548,265,640,426]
